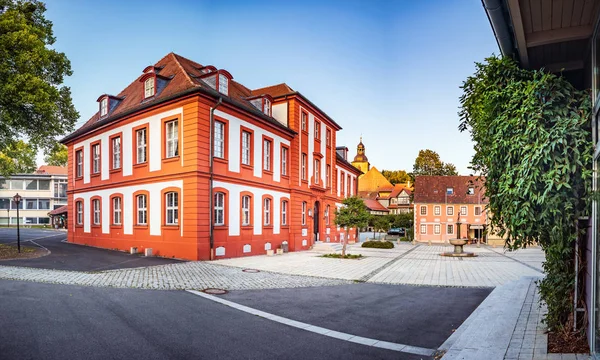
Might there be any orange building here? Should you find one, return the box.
[413,176,487,243]
[61,53,361,260]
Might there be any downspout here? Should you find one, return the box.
[482,0,514,57]
[209,97,223,260]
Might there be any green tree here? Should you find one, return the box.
[381,169,411,185]
[0,140,36,174]
[0,0,78,176]
[413,149,458,176]
[44,143,68,166]
[459,55,592,332]
[334,196,370,256]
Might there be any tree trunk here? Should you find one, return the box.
[341,234,347,257]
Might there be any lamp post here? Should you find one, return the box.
[12,193,21,253]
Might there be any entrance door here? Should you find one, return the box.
[314,201,320,243]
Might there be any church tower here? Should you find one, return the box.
[351,137,370,174]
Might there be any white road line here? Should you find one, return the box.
[186,290,435,357]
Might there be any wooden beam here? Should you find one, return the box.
[507,0,530,67]
[544,60,585,73]
[526,25,593,47]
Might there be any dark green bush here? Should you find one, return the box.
[321,253,362,259]
[361,241,394,249]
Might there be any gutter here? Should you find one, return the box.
[482,0,515,57]
[209,97,223,260]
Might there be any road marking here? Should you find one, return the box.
[186,289,436,357]
[6,233,65,245]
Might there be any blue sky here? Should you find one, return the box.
[45,0,498,174]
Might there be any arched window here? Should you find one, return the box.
[112,197,122,225]
[281,200,288,226]
[137,194,147,225]
[263,198,271,226]
[76,201,83,225]
[214,192,225,225]
[241,195,251,226]
[165,192,178,225]
[302,201,307,226]
[92,199,101,225]
[144,77,155,98]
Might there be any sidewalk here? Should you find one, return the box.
[440,276,591,360]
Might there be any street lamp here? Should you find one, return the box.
[12,193,21,253]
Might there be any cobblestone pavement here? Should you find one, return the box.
[0,262,350,290]
[216,243,545,287]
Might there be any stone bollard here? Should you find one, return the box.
[276,248,283,255]
[266,249,274,256]
[144,248,153,257]
[130,247,138,254]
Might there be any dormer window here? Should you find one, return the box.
[263,98,271,116]
[100,98,108,116]
[144,77,155,98]
[199,69,232,96]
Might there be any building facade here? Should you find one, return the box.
[0,166,68,226]
[413,176,487,243]
[61,53,360,261]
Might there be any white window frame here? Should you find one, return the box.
[214,121,225,159]
[326,165,331,187]
[447,187,454,195]
[137,194,147,225]
[263,139,271,171]
[92,144,100,174]
[93,199,100,225]
[301,153,307,180]
[434,224,440,234]
[461,206,467,216]
[475,206,482,216]
[263,198,271,226]
[282,200,288,226]
[281,147,287,175]
[447,206,454,216]
[241,195,250,226]
[218,74,228,95]
[314,159,320,184]
[263,98,270,116]
[166,120,179,158]
[100,98,108,116]
[467,187,475,195]
[314,121,320,139]
[420,206,427,215]
[76,150,83,177]
[136,128,147,164]
[447,224,454,234]
[214,192,224,225]
[241,131,251,165]
[76,201,83,225]
[112,136,121,169]
[302,201,307,225]
[420,224,427,234]
[166,192,179,225]
[301,112,307,131]
[112,197,122,225]
[144,77,155,98]
[434,205,440,216]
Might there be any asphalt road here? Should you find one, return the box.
[222,283,491,349]
[0,228,181,271]
[0,280,431,360]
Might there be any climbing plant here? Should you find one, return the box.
[458,56,593,331]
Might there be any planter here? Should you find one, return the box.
[266,249,274,256]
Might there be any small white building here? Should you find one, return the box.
[0,166,67,226]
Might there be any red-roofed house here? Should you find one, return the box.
[61,53,361,260]
[413,176,488,243]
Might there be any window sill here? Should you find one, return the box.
[162,224,180,229]
[315,138,321,143]
[313,152,323,158]
[75,224,83,228]
[281,225,290,229]
[109,168,121,174]
[263,225,273,229]
[75,176,83,181]
[214,157,228,165]
[301,180,308,184]
[263,169,273,175]
[133,162,148,169]
[241,164,253,170]
[91,173,100,178]
[301,130,308,135]
[134,224,148,229]
[91,224,101,228]
[163,156,180,163]
[241,225,253,229]
[214,225,228,230]
[110,224,123,229]
[281,174,290,179]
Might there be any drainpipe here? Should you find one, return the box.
[482,0,514,57]
[209,97,223,260]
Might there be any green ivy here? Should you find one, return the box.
[459,56,592,331]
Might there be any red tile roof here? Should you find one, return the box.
[251,83,295,98]
[363,199,389,212]
[413,176,487,204]
[36,166,67,175]
[62,53,296,143]
[49,205,68,216]
[389,183,412,198]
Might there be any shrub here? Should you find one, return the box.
[361,241,394,249]
[321,253,362,259]
[399,237,410,242]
